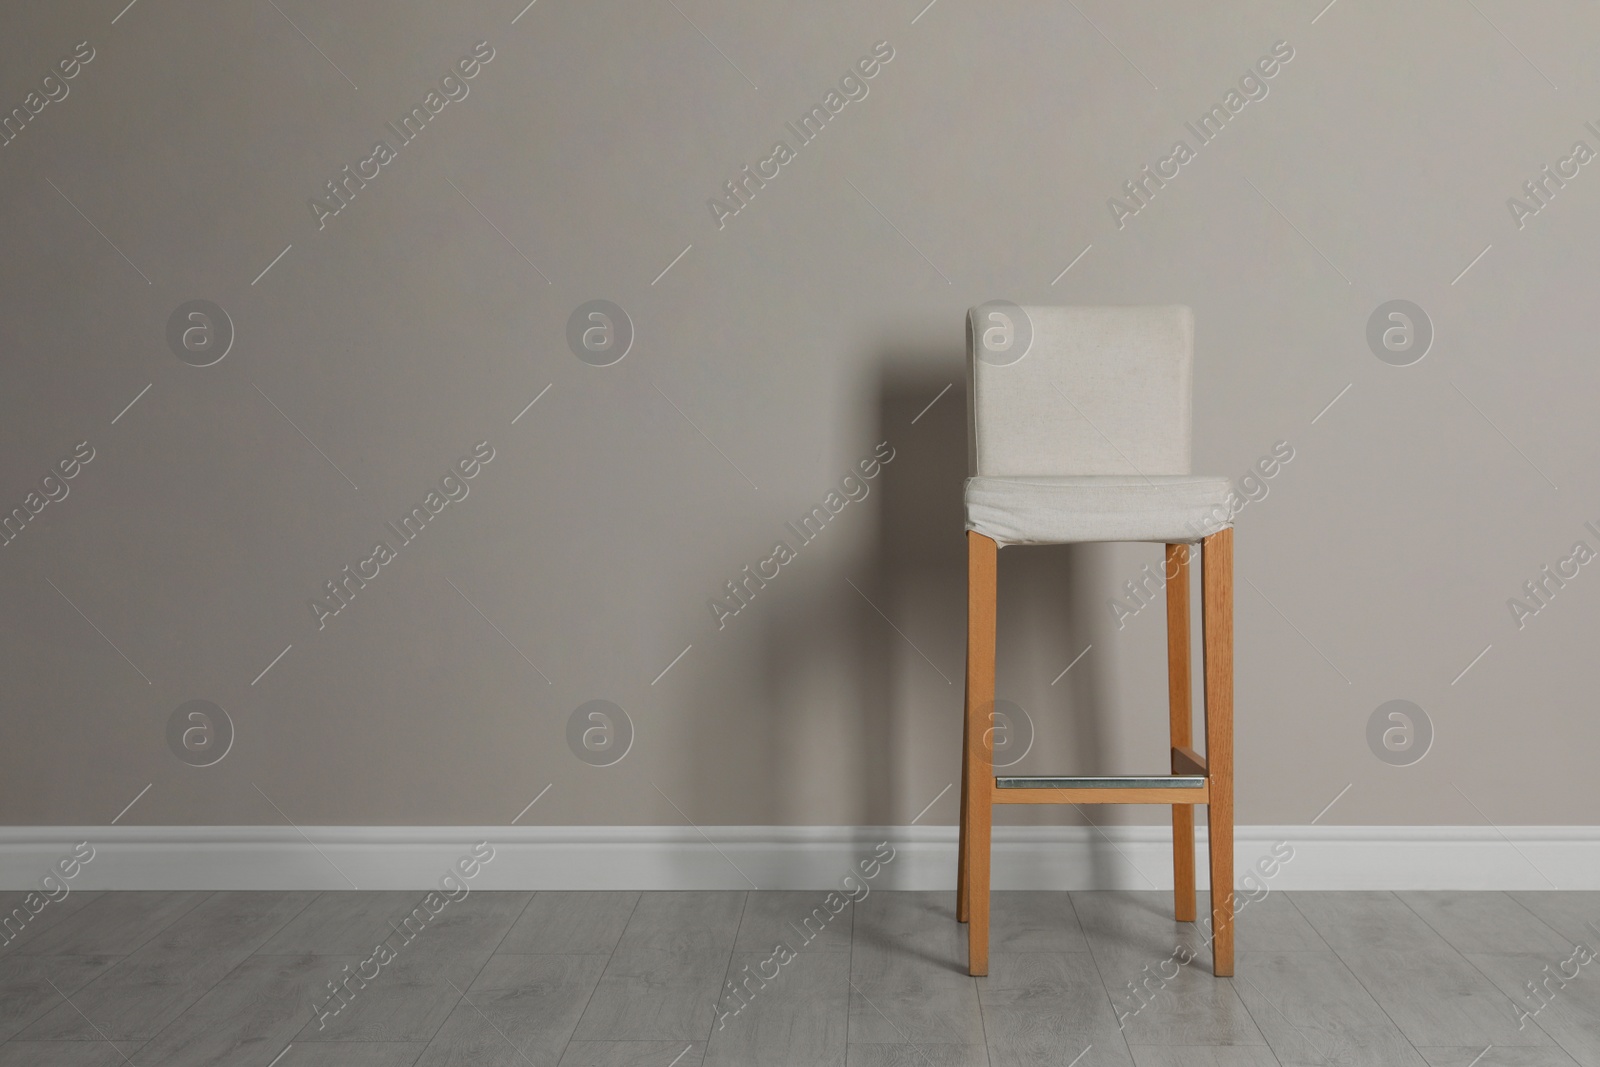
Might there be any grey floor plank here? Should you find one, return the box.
[1073,893,1262,1045]
[1072,891,1216,964]
[733,891,852,954]
[1332,944,1558,1048]
[134,953,338,1067]
[257,892,433,955]
[1100,961,1263,1047]
[1198,890,1325,954]
[290,952,486,1043]
[558,1040,706,1066]
[849,953,986,1046]
[0,954,120,1042]
[852,892,965,974]
[0,891,104,955]
[18,891,316,1043]
[848,891,973,1051]
[571,891,745,1042]
[1507,892,1600,948]
[1069,892,1183,942]
[570,945,729,1043]
[990,890,1091,954]
[1129,1048,1281,1067]
[704,950,848,1066]
[980,952,1135,1067]
[499,892,640,955]
[990,1038,1131,1067]
[1232,950,1429,1067]
[17,891,209,956]
[376,892,533,958]
[0,1042,137,1067]
[412,953,608,1066]
[260,1042,427,1066]
[845,1046,989,1067]
[1418,1047,1580,1066]
[1296,892,1580,1051]
[1285,891,1442,954]
[3,888,1596,1067]
[1398,892,1575,957]
[1459,951,1600,1065]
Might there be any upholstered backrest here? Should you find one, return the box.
[966,304,1194,477]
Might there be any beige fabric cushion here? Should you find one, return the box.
[965,474,1234,546]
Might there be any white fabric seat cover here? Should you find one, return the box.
[964,304,1232,547]
[965,474,1233,546]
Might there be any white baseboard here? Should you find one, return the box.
[1,825,1595,892]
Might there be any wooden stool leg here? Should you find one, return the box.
[1202,528,1234,977]
[1165,544,1196,925]
[957,719,969,923]
[964,531,997,976]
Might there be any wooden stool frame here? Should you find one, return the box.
[956,529,1234,977]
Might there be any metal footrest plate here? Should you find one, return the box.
[995,774,1206,790]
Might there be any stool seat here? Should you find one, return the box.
[964,473,1233,547]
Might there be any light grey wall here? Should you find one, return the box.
[2,0,1593,830]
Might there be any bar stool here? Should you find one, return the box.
[955,304,1236,976]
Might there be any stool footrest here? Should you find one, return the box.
[992,774,1210,805]
[997,774,1205,790]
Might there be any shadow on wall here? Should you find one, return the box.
[865,348,1126,894]
[677,339,1124,888]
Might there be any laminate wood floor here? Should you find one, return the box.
[0,889,1595,1066]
